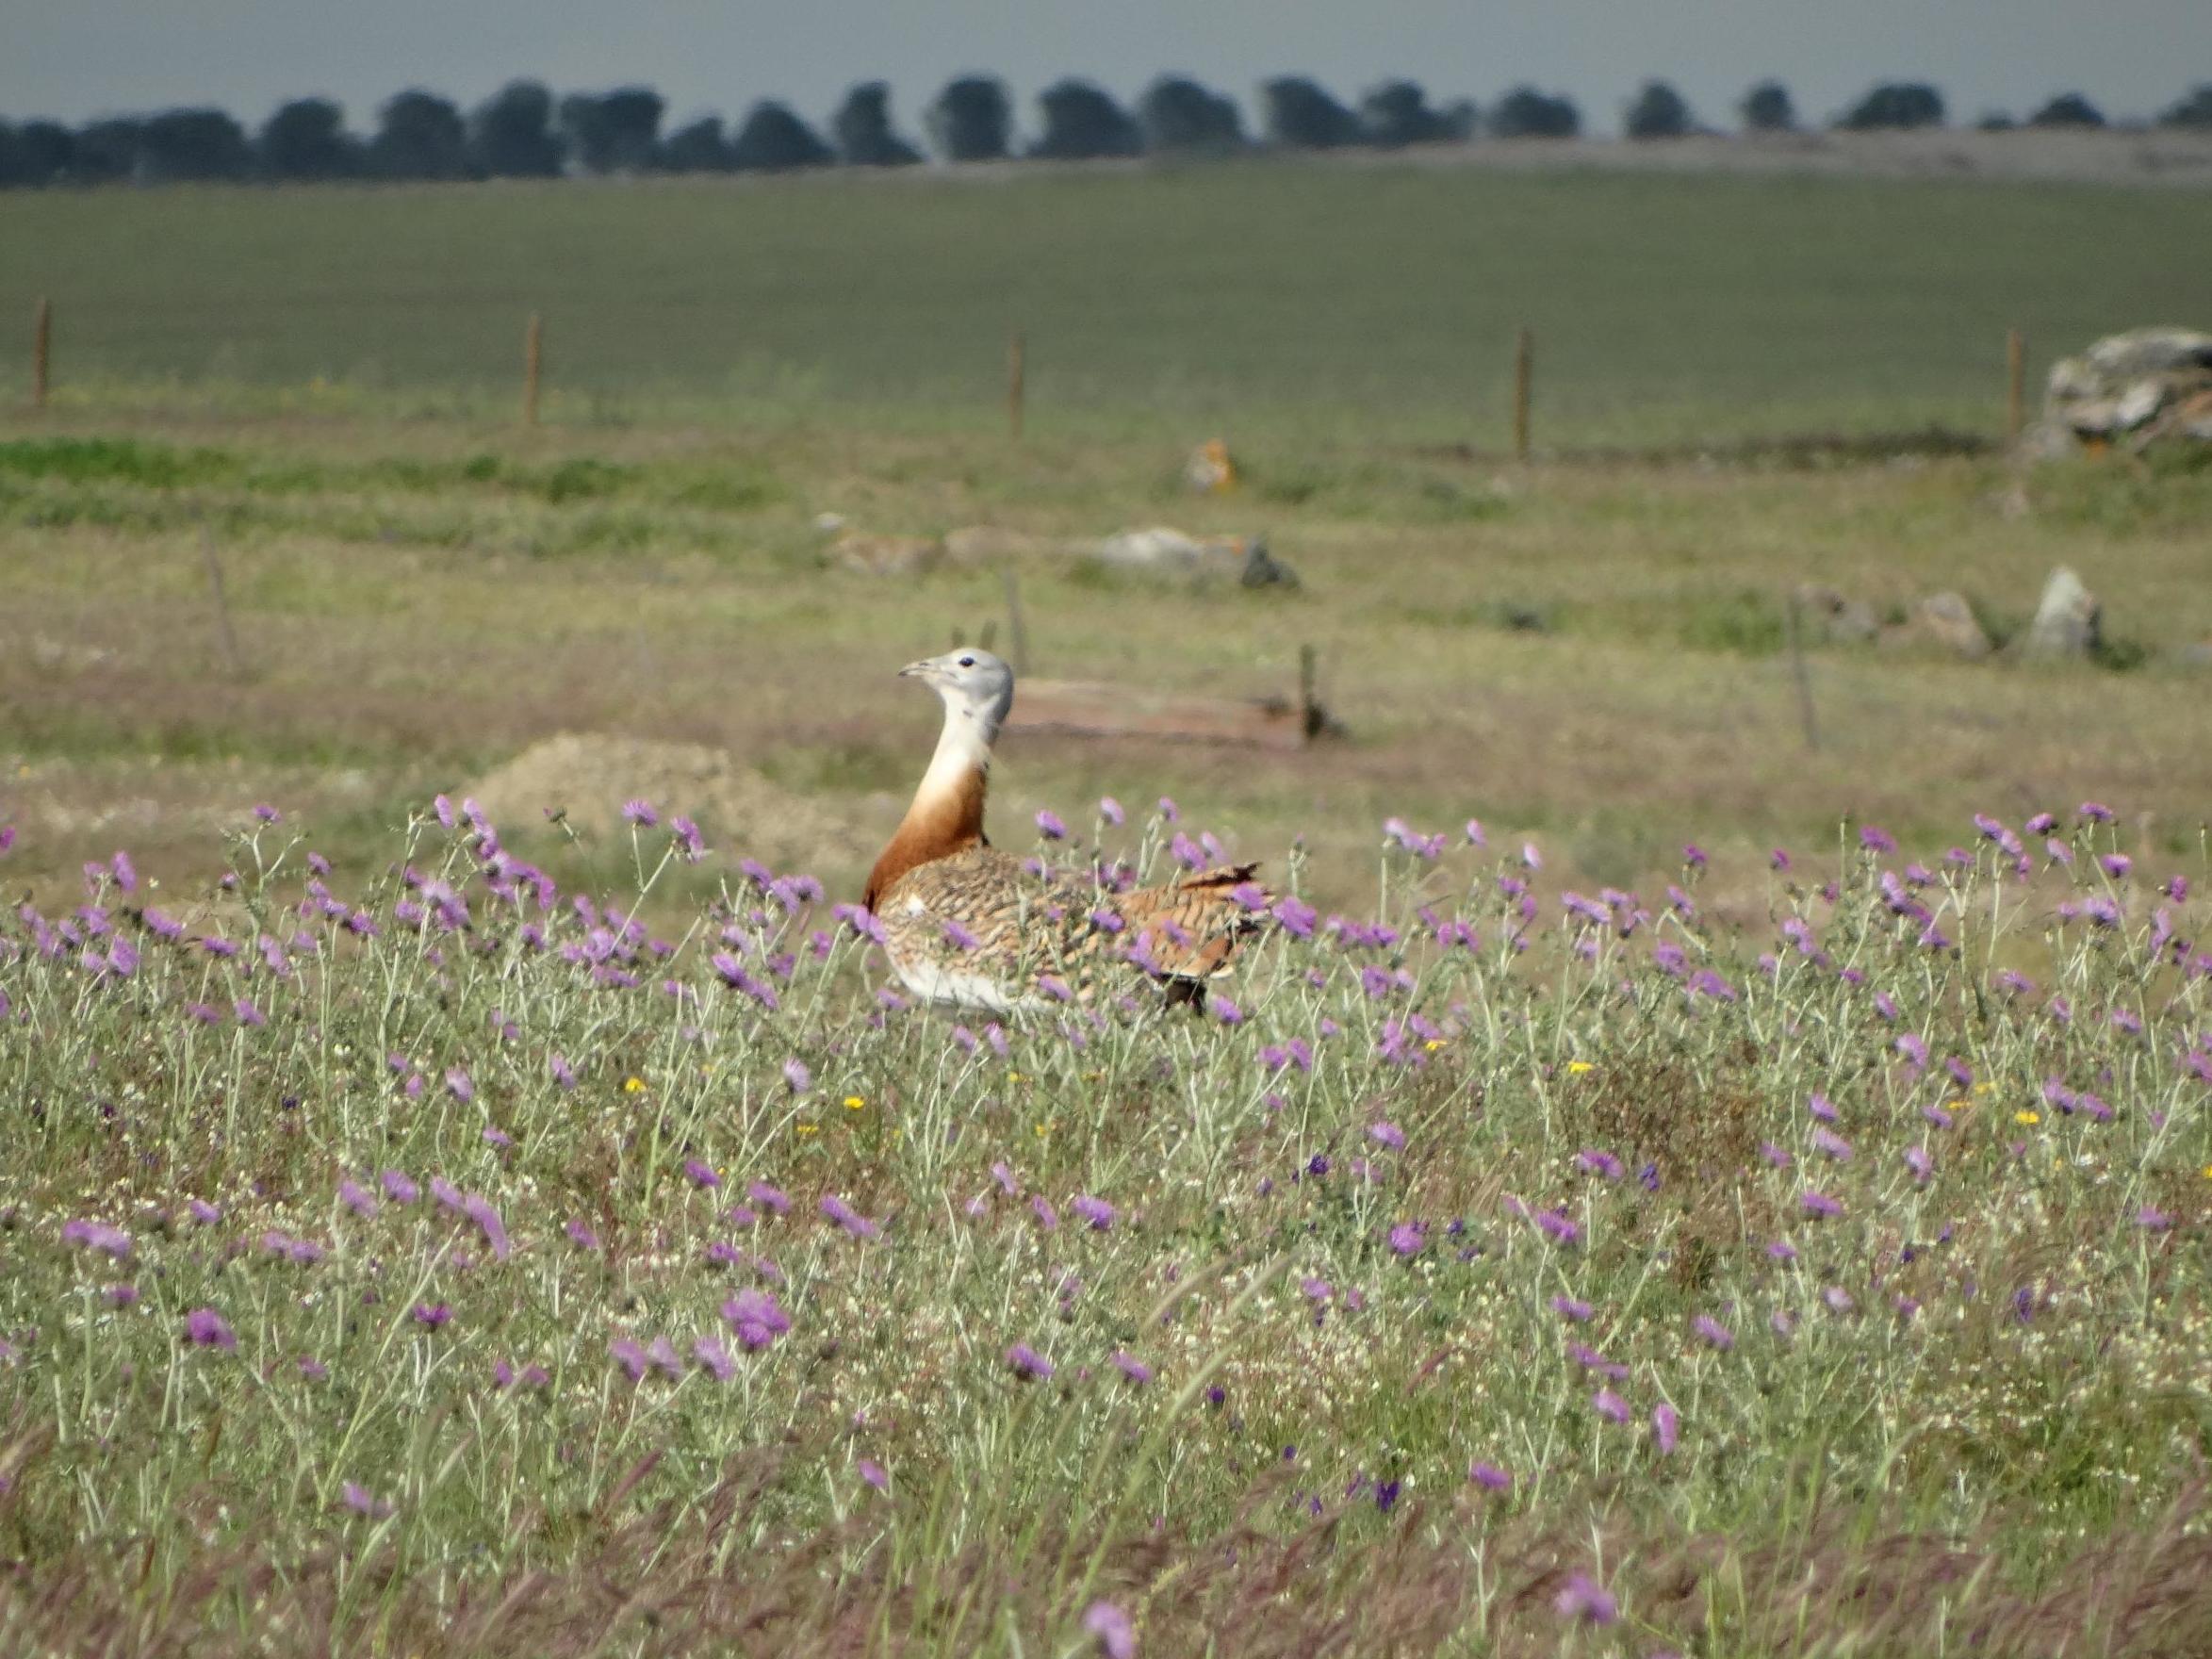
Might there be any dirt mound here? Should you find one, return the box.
[468,733,870,877]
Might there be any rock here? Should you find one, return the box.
[1911,592,1992,659]
[1238,536,1299,589]
[2019,566,2102,660]
[1876,592,1991,659]
[1090,526,1250,578]
[1794,583,1879,645]
[1185,439,1237,494]
[2040,327,2212,455]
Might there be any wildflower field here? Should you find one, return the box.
[2,790,2207,1656]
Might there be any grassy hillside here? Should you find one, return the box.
[3,163,2209,443]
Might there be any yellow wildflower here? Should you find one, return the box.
[623,1076,646,1094]
[844,1095,866,1111]
[1566,1060,1595,1076]
[2014,1109,2040,1125]
[1974,1081,1995,1095]
[1425,1039,1447,1053]
[796,1122,819,1137]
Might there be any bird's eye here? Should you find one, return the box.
[958,656,975,668]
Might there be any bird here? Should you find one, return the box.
[862,649,1267,1014]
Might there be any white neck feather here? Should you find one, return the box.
[916,697,996,804]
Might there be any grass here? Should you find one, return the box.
[0,797,2206,1654]
[1,162,2210,1652]
[3,164,2211,445]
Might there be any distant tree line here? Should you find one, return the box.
[4,73,2209,189]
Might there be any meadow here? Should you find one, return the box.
[1,161,2210,1653]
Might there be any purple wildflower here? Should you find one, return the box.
[684,1159,722,1190]
[1005,1343,1055,1381]
[820,1193,882,1240]
[1084,1601,1137,1659]
[341,1482,395,1519]
[1550,1295,1595,1322]
[1553,1572,1618,1627]
[781,1057,811,1093]
[1693,1314,1734,1351]
[1110,1350,1153,1386]
[1653,1401,1679,1454]
[723,1289,792,1350]
[1368,1121,1406,1151]
[1072,1194,1117,1230]
[185,1308,237,1351]
[1469,1461,1513,1491]
[1800,1190,1843,1220]
[1035,809,1067,840]
[1592,1388,1631,1425]
[1388,1222,1426,1257]
[859,1458,889,1490]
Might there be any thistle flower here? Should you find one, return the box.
[1035,809,1067,841]
[820,1193,881,1240]
[1084,1601,1136,1659]
[747,1181,792,1214]
[444,1066,473,1103]
[461,1193,510,1260]
[1468,1461,1513,1491]
[684,1159,722,1190]
[1387,1222,1425,1257]
[564,1219,601,1251]
[185,1308,237,1350]
[413,1304,451,1327]
[341,1482,395,1519]
[1800,1190,1843,1220]
[1577,1148,1623,1180]
[1005,1343,1055,1381]
[1072,1194,1117,1230]
[1593,1388,1631,1424]
[621,798,659,828]
[61,1219,132,1258]
[723,1289,791,1350]
[610,1338,649,1381]
[1652,1401,1680,1454]
[1554,1572,1617,1625]
[1692,1314,1734,1350]
[782,1057,811,1093]
[1110,1350,1153,1386]
[1550,1295,1594,1322]
[1368,1121,1405,1151]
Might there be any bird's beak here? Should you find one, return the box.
[899,659,934,682]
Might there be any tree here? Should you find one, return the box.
[1488,86,1581,139]
[833,83,921,165]
[1740,80,1796,132]
[0,120,74,187]
[72,117,147,183]
[2028,92,2105,128]
[2160,85,2212,129]
[729,102,833,171]
[1032,79,1140,159]
[1360,81,1450,148]
[1261,76,1360,148]
[1136,75,1244,154]
[1976,110,2019,131]
[926,75,1011,161]
[560,88,665,172]
[259,98,355,180]
[1836,82,1944,130]
[469,81,563,177]
[368,90,468,179]
[1438,99,1481,141]
[1624,80,1694,139]
[136,107,251,182]
[662,117,733,172]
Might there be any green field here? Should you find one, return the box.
[1,161,2211,1654]
[4,163,2211,443]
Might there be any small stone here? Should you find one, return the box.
[2019,566,2101,660]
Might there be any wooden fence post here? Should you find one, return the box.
[1512,326,1532,461]
[32,297,51,411]
[522,312,543,428]
[2006,327,2024,445]
[1007,329,1025,441]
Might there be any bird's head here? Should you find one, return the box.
[900,648,1015,737]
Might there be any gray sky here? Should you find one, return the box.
[4,0,2207,135]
